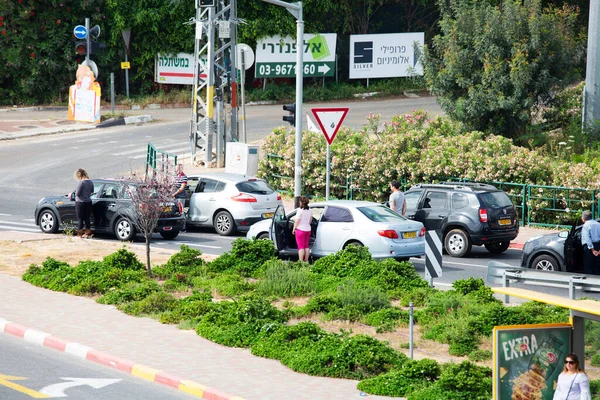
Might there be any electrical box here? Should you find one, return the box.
[225,142,259,176]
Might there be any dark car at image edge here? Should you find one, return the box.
[34,178,185,241]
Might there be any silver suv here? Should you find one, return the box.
[186,173,282,235]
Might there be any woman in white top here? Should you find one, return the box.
[553,353,591,400]
[292,196,312,262]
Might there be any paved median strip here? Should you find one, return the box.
[0,318,245,400]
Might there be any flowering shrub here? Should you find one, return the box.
[258,112,600,210]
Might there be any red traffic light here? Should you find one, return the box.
[75,41,87,55]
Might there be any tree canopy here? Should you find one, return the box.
[423,0,584,137]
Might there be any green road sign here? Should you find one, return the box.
[255,62,334,78]
[255,34,337,78]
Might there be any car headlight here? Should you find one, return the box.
[526,235,542,243]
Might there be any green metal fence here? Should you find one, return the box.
[146,142,178,177]
[264,154,600,227]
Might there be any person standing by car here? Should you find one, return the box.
[389,181,406,216]
[73,168,94,238]
[292,196,312,262]
[581,210,600,275]
[172,163,188,231]
[552,353,591,400]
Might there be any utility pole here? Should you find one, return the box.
[261,0,304,207]
[191,0,239,167]
[584,0,600,131]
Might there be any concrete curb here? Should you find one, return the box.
[0,318,245,400]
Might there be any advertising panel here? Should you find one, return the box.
[155,53,199,85]
[255,34,337,78]
[493,323,571,400]
[68,64,101,124]
[349,32,424,79]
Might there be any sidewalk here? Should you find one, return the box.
[0,105,561,400]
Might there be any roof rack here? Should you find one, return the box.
[409,182,498,191]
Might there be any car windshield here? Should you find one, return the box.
[357,205,406,222]
[236,180,274,195]
[479,191,513,208]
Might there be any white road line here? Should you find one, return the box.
[411,258,489,269]
[75,138,100,143]
[0,225,42,233]
[0,213,11,216]
[175,241,222,249]
[0,220,37,227]
[112,142,186,157]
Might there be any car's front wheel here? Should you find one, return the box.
[38,209,59,233]
[531,254,560,271]
[444,229,472,257]
[160,230,179,240]
[114,217,136,241]
[214,211,236,236]
[484,242,511,254]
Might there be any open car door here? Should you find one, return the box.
[271,205,286,251]
[564,219,581,272]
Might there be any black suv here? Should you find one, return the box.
[403,182,519,257]
[34,179,184,241]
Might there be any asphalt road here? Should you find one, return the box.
[0,333,196,399]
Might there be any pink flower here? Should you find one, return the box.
[56,19,60,24]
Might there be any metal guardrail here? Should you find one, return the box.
[486,261,600,303]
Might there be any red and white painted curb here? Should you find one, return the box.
[0,318,244,400]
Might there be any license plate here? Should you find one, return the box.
[403,231,417,239]
[498,219,511,226]
[262,213,274,219]
[160,206,172,213]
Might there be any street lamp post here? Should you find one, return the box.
[261,0,303,208]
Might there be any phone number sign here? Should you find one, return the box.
[255,33,336,78]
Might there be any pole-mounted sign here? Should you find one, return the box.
[311,107,349,200]
[73,25,87,39]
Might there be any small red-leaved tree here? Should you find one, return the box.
[123,170,174,276]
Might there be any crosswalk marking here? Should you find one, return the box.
[0,225,41,233]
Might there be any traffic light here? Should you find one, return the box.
[74,40,87,55]
[283,103,296,126]
[89,25,106,54]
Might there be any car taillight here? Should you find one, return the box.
[419,227,426,237]
[378,230,399,239]
[231,193,257,202]
[178,201,183,214]
[277,194,282,200]
[479,208,488,222]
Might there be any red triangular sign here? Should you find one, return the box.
[311,107,349,145]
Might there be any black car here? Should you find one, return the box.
[403,182,519,257]
[521,222,584,272]
[34,179,184,241]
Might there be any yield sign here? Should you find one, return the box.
[311,107,349,145]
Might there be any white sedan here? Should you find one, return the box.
[246,200,426,260]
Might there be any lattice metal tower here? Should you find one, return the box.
[190,0,238,167]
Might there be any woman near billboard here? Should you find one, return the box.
[553,353,591,400]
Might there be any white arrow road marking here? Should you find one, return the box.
[318,64,330,74]
[39,378,121,397]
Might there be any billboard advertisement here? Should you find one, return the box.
[349,32,424,79]
[255,34,337,78]
[155,53,203,85]
[493,323,571,400]
[68,64,101,124]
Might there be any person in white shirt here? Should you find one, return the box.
[292,196,312,262]
[389,180,406,216]
[553,353,591,400]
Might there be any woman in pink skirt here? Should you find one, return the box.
[292,196,312,262]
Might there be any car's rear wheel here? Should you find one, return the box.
[444,229,472,257]
[343,240,364,249]
[115,217,136,241]
[214,211,236,236]
[531,254,560,271]
[160,230,179,240]
[38,210,59,233]
[484,242,511,254]
[256,232,269,240]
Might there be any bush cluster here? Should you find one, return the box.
[21,242,597,398]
